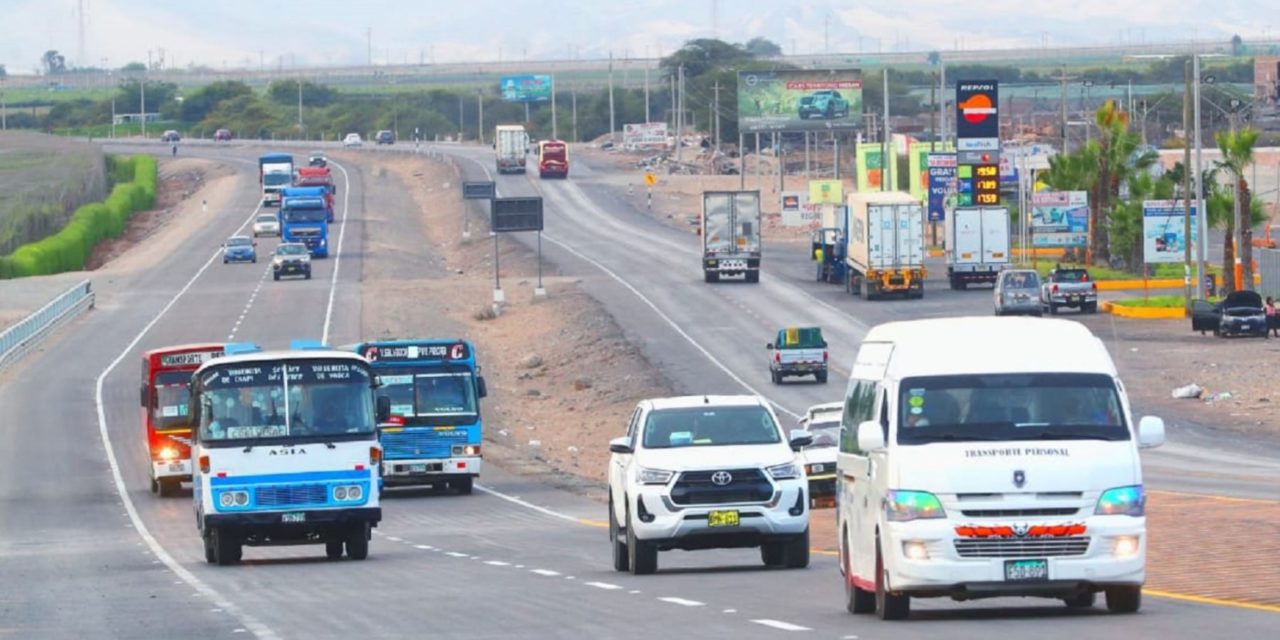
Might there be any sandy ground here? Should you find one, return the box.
[350,152,671,498]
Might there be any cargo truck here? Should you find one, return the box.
[702,191,762,283]
[845,191,926,299]
[945,206,1011,289]
[494,125,530,174]
[258,153,294,207]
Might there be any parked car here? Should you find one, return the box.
[222,235,257,264]
[798,90,850,120]
[252,213,280,237]
[308,151,327,167]
[375,130,395,145]
[1191,290,1268,338]
[766,326,828,384]
[213,129,232,141]
[1041,266,1098,314]
[343,133,363,147]
[160,130,181,142]
[797,402,841,508]
[994,269,1042,316]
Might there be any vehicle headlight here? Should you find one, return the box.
[464,445,480,456]
[766,462,801,480]
[636,467,674,485]
[233,491,248,506]
[884,490,946,522]
[1095,485,1145,516]
[451,444,465,456]
[348,485,363,501]
[219,492,235,508]
[301,254,311,262]
[335,486,348,501]
[273,256,283,264]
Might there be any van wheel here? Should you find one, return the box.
[782,528,810,569]
[610,498,629,572]
[760,542,785,567]
[1064,592,1096,608]
[626,509,657,575]
[1105,586,1141,613]
[874,543,909,620]
[325,539,345,560]
[844,535,875,614]
[345,523,371,561]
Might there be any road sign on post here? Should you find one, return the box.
[463,181,496,200]
[491,197,544,232]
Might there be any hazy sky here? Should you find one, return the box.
[2,0,1276,73]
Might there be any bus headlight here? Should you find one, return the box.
[219,492,235,508]
[1096,485,1145,516]
[348,485,362,501]
[884,490,946,522]
[335,486,348,501]
[233,492,248,506]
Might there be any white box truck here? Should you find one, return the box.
[845,191,926,299]
[945,206,1010,289]
[702,191,762,283]
[494,125,529,174]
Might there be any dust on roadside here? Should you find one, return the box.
[350,152,671,498]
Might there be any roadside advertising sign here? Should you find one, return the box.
[738,70,863,132]
[926,153,957,222]
[1142,200,1198,263]
[781,191,822,227]
[909,141,955,201]
[856,145,886,193]
[955,80,1000,166]
[1031,191,1089,247]
[623,122,668,147]
[809,179,844,204]
[500,75,553,103]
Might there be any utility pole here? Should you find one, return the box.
[478,90,484,144]
[1193,54,1207,297]
[297,79,303,133]
[939,62,947,143]
[675,65,684,164]
[644,65,650,123]
[550,75,557,140]
[882,68,891,191]
[458,95,464,141]
[608,52,616,144]
[713,81,721,152]
[140,80,146,138]
[824,13,830,54]
[1050,67,1075,152]
[572,90,578,142]
[1182,59,1194,313]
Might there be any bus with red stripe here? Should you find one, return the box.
[141,344,224,496]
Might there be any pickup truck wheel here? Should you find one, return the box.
[782,528,810,569]
[345,523,371,561]
[1105,586,1141,613]
[761,542,785,567]
[626,510,657,575]
[771,370,781,384]
[816,372,828,384]
[957,280,968,290]
[745,270,759,283]
[610,498,629,572]
[704,270,719,283]
[157,478,179,497]
[1048,303,1058,315]
[1086,302,1098,313]
[273,272,280,281]
[1064,591,1096,608]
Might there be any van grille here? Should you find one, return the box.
[960,508,1079,518]
[954,537,1090,558]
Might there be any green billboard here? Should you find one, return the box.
[737,70,863,133]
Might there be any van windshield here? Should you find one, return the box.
[897,373,1129,444]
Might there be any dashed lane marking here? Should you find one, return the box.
[658,597,705,607]
[531,569,561,577]
[585,582,623,590]
[751,619,812,632]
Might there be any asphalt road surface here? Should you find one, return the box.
[0,140,1275,639]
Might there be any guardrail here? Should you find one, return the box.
[0,280,95,372]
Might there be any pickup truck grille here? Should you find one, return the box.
[671,468,772,506]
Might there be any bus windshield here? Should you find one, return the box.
[375,367,478,426]
[153,370,193,429]
[198,359,375,442]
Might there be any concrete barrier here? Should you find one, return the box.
[1101,300,1186,319]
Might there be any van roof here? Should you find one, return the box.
[857,317,1115,379]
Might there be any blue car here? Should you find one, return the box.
[222,235,257,264]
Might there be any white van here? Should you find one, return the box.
[835,317,1165,620]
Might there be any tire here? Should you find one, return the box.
[957,280,968,290]
[304,271,312,280]
[150,477,160,495]
[1049,303,1058,315]
[345,523,371,561]
[745,270,759,283]
[771,370,782,384]
[326,539,345,560]
[1105,586,1141,613]
[626,508,657,575]
[212,527,241,566]
[157,478,179,497]
[782,529,810,569]
[610,498,629,572]
[1086,302,1098,314]
[761,542,786,567]
[1064,592,1097,609]
[874,543,909,620]
[222,259,228,264]
[859,277,871,300]
[453,476,474,495]
[252,257,257,264]
[844,534,875,614]
[704,270,719,283]
[273,272,280,281]
[816,371,828,384]
[203,531,216,564]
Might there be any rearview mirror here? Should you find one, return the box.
[788,429,814,451]
[375,395,391,424]
[1137,416,1165,449]
[766,343,774,350]
[856,420,886,452]
[608,436,633,455]
[476,375,488,399]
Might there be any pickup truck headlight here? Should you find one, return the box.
[766,462,801,480]
[636,467,674,485]
[884,490,946,522]
[1095,485,1145,516]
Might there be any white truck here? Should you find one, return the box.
[945,206,1010,289]
[494,125,530,174]
[702,191,762,283]
[845,191,926,299]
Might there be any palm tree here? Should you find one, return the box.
[1088,101,1154,265]
[1214,127,1260,292]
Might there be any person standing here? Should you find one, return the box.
[1266,296,1278,337]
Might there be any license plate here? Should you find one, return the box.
[167,463,184,472]
[707,510,740,528]
[409,464,427,473]
[1241,324,1250,329]
[1004,559,1049,582]
[281,512,306,523]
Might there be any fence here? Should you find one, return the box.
[0,280,95,372]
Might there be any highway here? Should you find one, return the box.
[0,141,1276,638]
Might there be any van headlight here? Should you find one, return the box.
[1095,485,1145,516]
[636,467,674,485]
[884,490,946,522]
[766,462,801,480]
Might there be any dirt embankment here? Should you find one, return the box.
[351,153,671,495]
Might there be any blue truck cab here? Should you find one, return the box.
[279,189,330,257]
[346,339,488,494]
[281,185,334,223]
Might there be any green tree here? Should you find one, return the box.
[1040,144,1099,192]
[42,50,67,74]
[267,80,336,107]
[113,80,179,115]
[197,94,287,139]
[743,37,783,58]
[179,80,253,123]
[121,62,147,72]
[1214,127,1260,292]
[660,39,755,78]
[1087,100,1154,265]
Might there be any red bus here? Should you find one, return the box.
[141,344,224,496]
[538,140,569,179]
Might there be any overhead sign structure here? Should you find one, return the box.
[491,197,544,233]
[1031,191,1089,247]
[1142,200,1198,263]
[500,75,553,103]
[926,153,957,222]
[463,181,496,200]
[955,80,1000,165]
[623,122,669,148]
[737,69,864,133]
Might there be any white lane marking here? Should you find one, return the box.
[386,536,403,542]
[751,620,812,632]
[658,597,705,607]
[515,565,525,569]
[531,569,561,577]
[320,161,354,345]
[445,551,470,558]
[414,545,433,550]
[474,483,586,525]
[484,560,511,567]
[94,185,276,639]
[585,581,623,590]
[227,264,272,340]
[723,609,737,614]
[475,162,799,419]
[629,590,641,595]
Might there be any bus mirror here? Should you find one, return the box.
[375,395,391,424]
[477,375,489,399]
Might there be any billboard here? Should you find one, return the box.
[955,80,1000,165]
[926,153,957,223]
[856,145,888,193]
[781,192,822,227]
[908,141,955,202]
[1142,200,1198,263]
[808,179,844,205]
[622,122,668,148]
[738,70,863,132]
[500,75,552,103]
[1031,191,1089,247]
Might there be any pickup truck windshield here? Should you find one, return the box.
[643,406,781,449]
[375,368,478,426]
[1051,269,1090,283]
[897,372,1129,444]
[198,359,374,442]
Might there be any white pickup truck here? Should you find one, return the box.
[767,327,828,384]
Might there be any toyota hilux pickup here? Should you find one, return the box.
[768,326,829,384]
[1041,266,1098,314]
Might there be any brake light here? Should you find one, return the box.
[370,447,382,466]
[1052,284,1059,294]
[198,455,210,474]
[774,352,781,363]
[823,351,829,363]
[1091,282,1097,291]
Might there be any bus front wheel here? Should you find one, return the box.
[345,523,371,560]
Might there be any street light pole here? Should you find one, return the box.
[1193,54,1207,298]
[140,79,146,138]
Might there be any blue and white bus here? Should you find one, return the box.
[347,339,487,494]
[190,342,388,565]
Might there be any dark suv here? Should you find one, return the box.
[375,130,395,145]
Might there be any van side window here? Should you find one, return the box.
[840,378,878,454]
